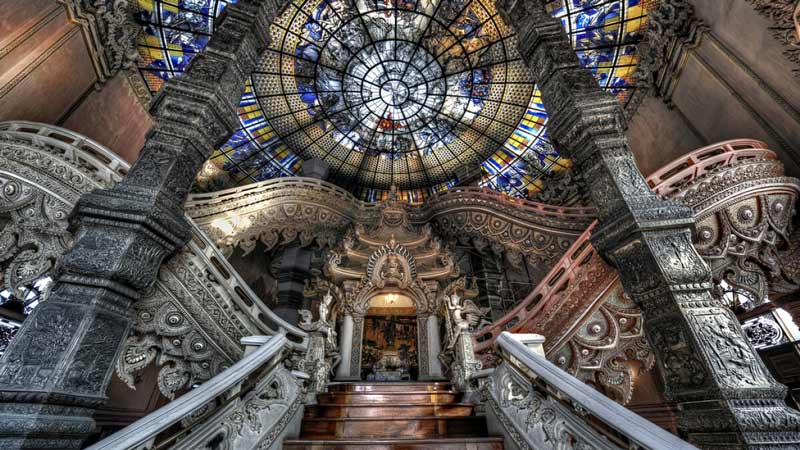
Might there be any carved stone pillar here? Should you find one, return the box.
[471,252,505,320]
[416,314,431,380]
[0,2,288,448]
[426,314,444,380]
[336,314,357,381]
[275,246,313,324]
[498,1,800,448]
[350,315,365,381]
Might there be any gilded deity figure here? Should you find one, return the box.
[381,253,406,284]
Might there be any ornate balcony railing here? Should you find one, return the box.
[472,139,799,405]
[85,334,303,450]
[483,332,699,450]
[185,175,595,270]
[0,121,307,402]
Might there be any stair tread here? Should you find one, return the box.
[311,403,475,407]
[324,390,460,393]
[302,415,483,422]
[286,438,504,444]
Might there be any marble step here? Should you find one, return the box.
[283,437,504,450]
[304,403,475,419]
[299,416,488,439]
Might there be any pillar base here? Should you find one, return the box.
[334,376,362,382]
[679,399,800,449]
[0,403,96,450]
[418,375,448,382]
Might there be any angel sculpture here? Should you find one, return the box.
[447,291,470,334]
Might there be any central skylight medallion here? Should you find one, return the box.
[340,40,452,157]
[251,0,535,190]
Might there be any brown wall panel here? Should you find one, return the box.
[628,95,706,177]
[0,0,60,54]
[691,0,800,112]
[63,73,152,163]
[0,29,95,123]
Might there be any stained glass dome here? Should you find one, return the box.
[134,0,654,201]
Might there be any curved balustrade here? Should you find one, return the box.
[472,139,793,373]
[186,177,596,223]
[0,121,306,398]
[646,139,773,197]
[473,222,616,353]
[185,176,595,266]
[485,332,698,450]
[0,121,129,184]
[188,222,308,347]
[85,334,295,450]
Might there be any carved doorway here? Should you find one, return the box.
[361,293,419,381]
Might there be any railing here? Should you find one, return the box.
[472,222,616,353]
[187,222,308,349]
[483,332,698,450]
[86,334,295,450]
[472,138,778,354]
[186,176,596,221]
[645,139,772,197]
[0,120,129,184]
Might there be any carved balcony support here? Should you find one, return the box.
[0,2,288,448]
[498,1,800,448]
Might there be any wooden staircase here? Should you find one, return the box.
[284,381,503,450]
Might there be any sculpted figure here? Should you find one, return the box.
[381,253,406,284]
[447,291,470,334]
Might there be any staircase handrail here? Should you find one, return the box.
[85,333,289,450]
[493,332,699,450]
[188,221,308,348]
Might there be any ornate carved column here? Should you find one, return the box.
[0,2,287,448]
[498,1,800,448]
[350,315,365,381]
[416,314,431,380]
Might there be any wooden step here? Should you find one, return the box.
[327,382,454,393]
[300,416,488,439]
[305,403,475,418]
[284,437,504,450]
[317,391,461,405]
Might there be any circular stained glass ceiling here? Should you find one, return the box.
[250,0,533,191]
[134,0,653,201]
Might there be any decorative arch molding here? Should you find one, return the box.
[185,181,595,268]
[474,139,800,405]
[366,241,417,288]
[0,122,305,400]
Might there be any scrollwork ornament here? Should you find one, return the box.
[744,0,800,76]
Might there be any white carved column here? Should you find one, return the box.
[427,314,444,380]
[336,314,356,380]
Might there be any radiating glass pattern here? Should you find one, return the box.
[134,0,654,201]
[134,0,236,92]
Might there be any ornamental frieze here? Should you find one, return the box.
[185,181,594,271]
